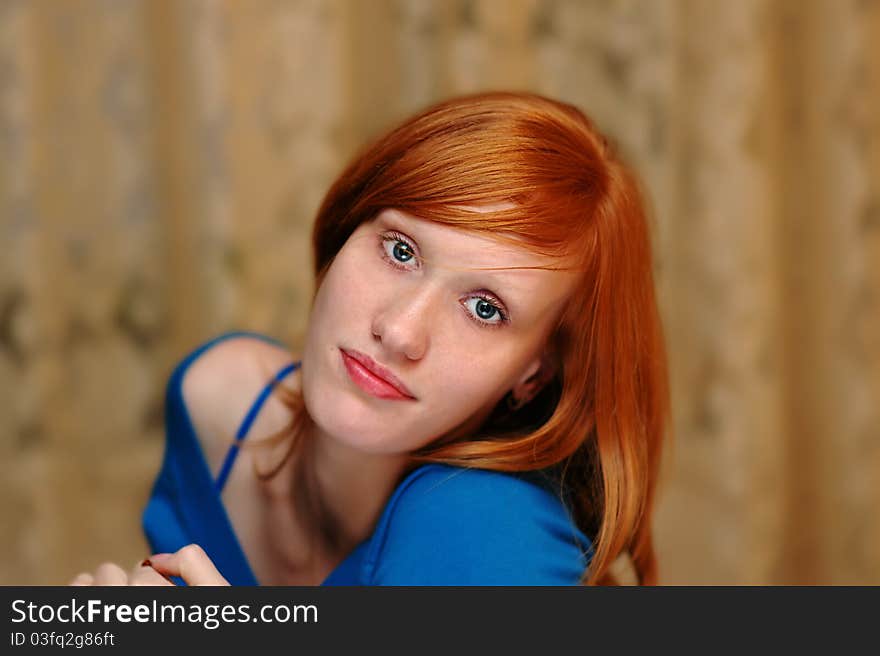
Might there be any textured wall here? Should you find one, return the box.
[0,0,878,585]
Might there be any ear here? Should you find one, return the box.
[509,350,558,407]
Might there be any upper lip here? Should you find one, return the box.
[342,348,417,399]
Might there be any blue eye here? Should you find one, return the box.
[463,296,507,326]
[391,240,414,263]
[380,232,418,268]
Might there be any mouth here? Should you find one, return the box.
[340,348,417,401]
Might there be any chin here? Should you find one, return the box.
[302,370,405,455]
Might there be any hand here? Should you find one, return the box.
[68,559,173,587]
[146,544,230,586]
[69,544,230,586]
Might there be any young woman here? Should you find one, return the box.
[70,91,670,586]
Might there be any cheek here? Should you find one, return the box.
[417,356,515,418]
[310,254,379,331]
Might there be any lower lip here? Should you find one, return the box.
[341,350,414,401]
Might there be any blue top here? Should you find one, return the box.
[142,332,593,585]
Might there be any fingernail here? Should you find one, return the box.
[140,559,152,568]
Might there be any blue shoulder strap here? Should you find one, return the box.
[213,361,300,493]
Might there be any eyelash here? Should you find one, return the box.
[378,231,510,329]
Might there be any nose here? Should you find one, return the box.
[370,283,438,361]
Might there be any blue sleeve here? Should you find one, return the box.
[366,465,591,585]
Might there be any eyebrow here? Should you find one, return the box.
[376,211,545,273]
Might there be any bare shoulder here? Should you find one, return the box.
[180,334,301,474]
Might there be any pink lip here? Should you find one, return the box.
[340,349,417,401]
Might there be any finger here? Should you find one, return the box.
[93,562,128,586]
[148,544,229,586]
[69,573,94,586]
[128,560,174,587]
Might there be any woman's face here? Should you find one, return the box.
[301,207,578,456]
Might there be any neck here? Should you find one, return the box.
[308,423,411,550]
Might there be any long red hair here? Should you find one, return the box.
[266,91,671,585]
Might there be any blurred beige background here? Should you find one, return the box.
[1,0,878,585]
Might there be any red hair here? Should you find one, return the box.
[267,91,671,585]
